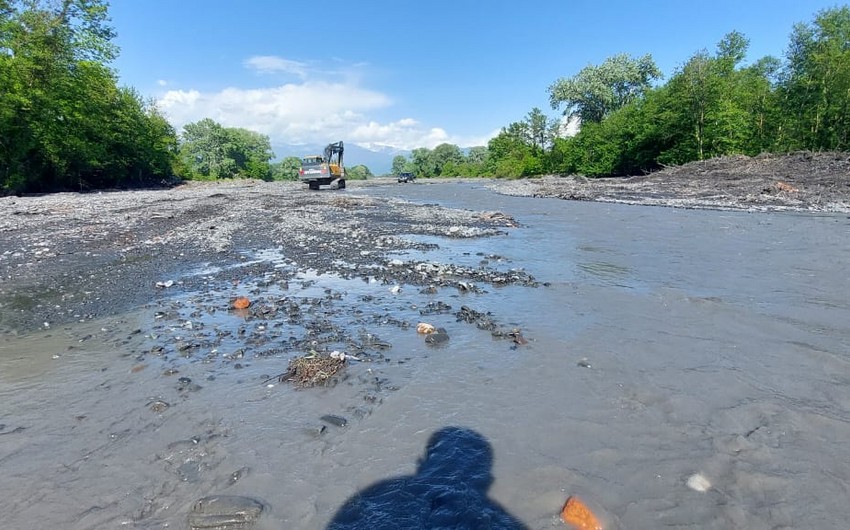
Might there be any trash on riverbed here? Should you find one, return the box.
[148,400,170,413]
[507,329,528,345]
[320,414,348,427]
[188,495,264,530]
[281,352,346,388]
[417,322,436,334]
[775,181,799,193]
[232,297,251,309]
[560,495,602,529]
[686,473,711,492]
[330,350,362,362]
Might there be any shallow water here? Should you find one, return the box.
[1,182,849,529]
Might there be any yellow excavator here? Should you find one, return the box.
[299,141,345,190]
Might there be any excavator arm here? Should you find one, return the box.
[324,141,344,167]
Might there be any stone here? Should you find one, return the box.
[188,495,264,529]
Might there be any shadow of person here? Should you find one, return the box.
[328,426,528,529]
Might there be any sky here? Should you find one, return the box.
[109,0,844,154]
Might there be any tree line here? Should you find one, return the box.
[3,2,847,192]
[394,6,850,178]
[0,1,371,194]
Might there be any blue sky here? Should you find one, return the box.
[109,0,844,153]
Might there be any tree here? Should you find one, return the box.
[430,143,464,176]
[178,119,272,180]
[466,146,488,165]
[226,127,273,180]
[391,155,408,175]
[410,147,435,178]
[346,164,373,180]
[548,53,662,124]
[1,0,177,193]
[778,6,850,150]
[272,156,301,181]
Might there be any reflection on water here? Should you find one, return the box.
[1,182,849,529]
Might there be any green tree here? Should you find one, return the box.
[226,127,273,180]
[0,0,177,193]
[430,143,464,176]
[391,154,408,175]
[548,53,662,124]
[411,147,434,177]
[178,119,272,180]
[525,107,552,154]
[778,6,850,150]
[346,164,372,180]
[272,156,301,181]
[466,146,488,165]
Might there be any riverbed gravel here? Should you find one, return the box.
[0,179,522,334]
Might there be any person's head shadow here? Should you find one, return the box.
[328,426,528,529]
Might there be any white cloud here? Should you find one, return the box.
[156,56,494,151]
[157,79,168,87]
[244,56,309,78]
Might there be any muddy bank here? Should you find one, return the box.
[491,151,850,213]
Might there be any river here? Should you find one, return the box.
[1,181,849,529]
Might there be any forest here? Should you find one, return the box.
[395,6,850,179]
[2,1,849,194]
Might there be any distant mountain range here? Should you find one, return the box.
[273,143,410,176]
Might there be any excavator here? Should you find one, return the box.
[299,141,346,190]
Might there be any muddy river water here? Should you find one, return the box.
[2,182,849,529]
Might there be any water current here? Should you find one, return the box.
[1,182,849,529]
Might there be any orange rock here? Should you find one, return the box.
[560,496,602,530]
[232,297,251,309]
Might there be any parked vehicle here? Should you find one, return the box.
[397,172,415,183]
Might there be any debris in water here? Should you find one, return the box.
[156,280,175,288]
[281,352,346,388]
[560,496,602,530]
[417,322,436,334]
[330,350,361,362]
[507,328,528,345]
[232,297,251,309]
[577,358,592,368]
[148,400,170,413]
[389,285,402,294]
[320,414,348,427]
[686,473,711,492]
[188,495,264,530]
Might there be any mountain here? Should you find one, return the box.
[272,142,410,176]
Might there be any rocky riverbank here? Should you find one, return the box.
[0,179,528,334]
[489,151,850,213]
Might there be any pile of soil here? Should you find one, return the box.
[494,151,850,212]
